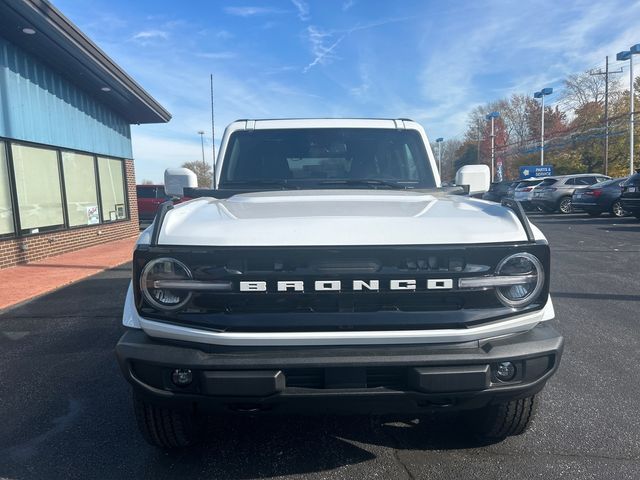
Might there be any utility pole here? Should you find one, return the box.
[590,56,623,175]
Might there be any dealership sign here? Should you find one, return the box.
[519,165,554,179]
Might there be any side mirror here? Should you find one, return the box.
[455,165,490,195]
[164,168,198,197]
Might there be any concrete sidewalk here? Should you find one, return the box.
[0,236,137,311]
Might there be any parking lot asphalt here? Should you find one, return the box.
[1,214,639,480]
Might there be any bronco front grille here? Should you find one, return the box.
[134,243,550,331]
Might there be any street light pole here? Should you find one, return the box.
[617,44,640,175]
[632,52,635,175]
[485,112,499,182]
[541,94,545,166]
[197,130,206,169]
[435,137,444,178]
[534,87,553,166]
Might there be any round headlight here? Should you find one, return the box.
[140,257,192,311]
[495,253,544,308]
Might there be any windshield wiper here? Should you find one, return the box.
[319,179,410,189]
[220,180,299,189]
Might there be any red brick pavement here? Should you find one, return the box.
[0,236,137,311]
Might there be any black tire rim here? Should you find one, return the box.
[559,198,572,214]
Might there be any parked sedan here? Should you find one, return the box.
[482,180,518,202]
[620,173,640,220]
[532,174,610,214]
[513,178,545,210]
[571,178,628,217]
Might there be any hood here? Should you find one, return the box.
[157,190,539,246]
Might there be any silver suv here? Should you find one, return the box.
[532,174,610,214]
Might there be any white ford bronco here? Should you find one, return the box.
[117,118,563,448]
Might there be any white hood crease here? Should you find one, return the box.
[157,190,539,247]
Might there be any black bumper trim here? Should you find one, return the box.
[116,323,563,414]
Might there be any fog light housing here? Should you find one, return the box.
[171,368,193,386]
[496,362,516,381]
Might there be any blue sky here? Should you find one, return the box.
[54,0,640,182]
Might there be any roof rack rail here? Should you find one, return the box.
[501,198,535,242]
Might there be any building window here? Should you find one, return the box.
[98,157,127,222]
[11,144,64,234]
[62,152,100,226]
[0,142,15,236]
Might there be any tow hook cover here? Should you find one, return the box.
[409,365,490,393]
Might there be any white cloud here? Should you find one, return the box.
[132,30,168,40]
[224,6,284,17]
[290,0,310,21]
[303,26,345,72]
[215,30,234,39]
[195,51,236,60]
[342,0,355,11]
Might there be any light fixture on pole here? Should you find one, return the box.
[435,137,444,177]
[533,87,553,166]
[197,130,206,169]
[617,44,640,175]
[485,112,499,182]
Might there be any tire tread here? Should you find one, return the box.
[133,394,199,448]
[474,395,538,439]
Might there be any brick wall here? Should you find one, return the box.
[0,159,139,269]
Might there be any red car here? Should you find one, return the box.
[136,185,188,222]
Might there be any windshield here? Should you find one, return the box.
[219,128,436,189]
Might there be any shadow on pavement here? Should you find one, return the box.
[598,225,640,233]
[532,216,637,226]
[552,291,640,302]
[141,413,498,480]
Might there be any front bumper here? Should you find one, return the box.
[621,197,640,214]
[116,322,563,415]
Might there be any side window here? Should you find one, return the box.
[98,157,127,222]
[136,187,155,199]
[11,144,65,234]
[564,178,575,185]
[0,142,15,236]
[62,152,100,227]
[156,187,170,199]
[580,177,597,185]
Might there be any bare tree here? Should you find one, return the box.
[562,71,620,111]
[500,94,533,147]
[181,161,213,187]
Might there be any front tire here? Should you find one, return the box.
[133,394,202,448]
[558,197,572,214]
[470,396,538,439]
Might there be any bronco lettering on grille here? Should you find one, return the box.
[239,279,454,292]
